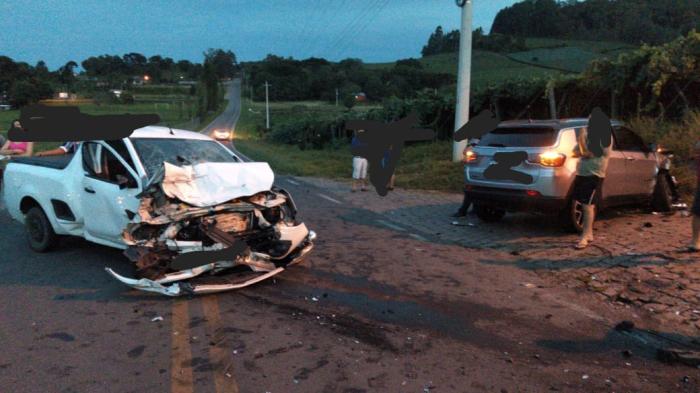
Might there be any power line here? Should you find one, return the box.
[332,0,390,60]
[303,0,340,58]
[297,0,328,58]
[320,0,382,60]
[330,0,384,60]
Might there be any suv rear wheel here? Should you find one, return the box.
[561,199,596,233]
[651,172,673,212]
[474,204,506,222]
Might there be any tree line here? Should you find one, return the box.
[243,55,454,103]
[421,26,527,56]
[0,49,238,108]
[491,0,700,45]
[270,30,700,148]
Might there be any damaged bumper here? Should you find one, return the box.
[109,162,315,296]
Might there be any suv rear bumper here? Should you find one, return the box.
[465,185,568,213]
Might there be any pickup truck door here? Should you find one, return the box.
[80,141,141,246]
[612,126,657,196]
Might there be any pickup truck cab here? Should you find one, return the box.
[3,126,244,251]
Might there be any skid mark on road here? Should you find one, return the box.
[171,300,194,393]
[202,296,240,393]
[317,193,342,204]
[375,219,405,232]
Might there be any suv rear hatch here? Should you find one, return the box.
[467,126,559,187]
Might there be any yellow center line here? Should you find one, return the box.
[171,300,194,393]
[202,295,240,393]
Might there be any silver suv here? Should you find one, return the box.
[463,118,675,231]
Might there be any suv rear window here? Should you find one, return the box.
[477,127,558,147]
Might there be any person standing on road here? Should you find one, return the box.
[350,129,369,192]
[686,141,700,252]
[572,110,612,249]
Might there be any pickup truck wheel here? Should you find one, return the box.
[474,204,506,222]
[651,173,673,212]
[25,207,57,252]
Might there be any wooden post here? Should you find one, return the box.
[547,86,557,119]
[611,90,617,118]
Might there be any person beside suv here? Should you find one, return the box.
[571,109,612,249]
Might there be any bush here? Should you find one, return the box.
[120,92,134,104]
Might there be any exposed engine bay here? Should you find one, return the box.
[106,161,315,296]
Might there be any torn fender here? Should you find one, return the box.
[105,267,285,296]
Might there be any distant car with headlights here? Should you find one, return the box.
[211,128,233,142]
[462,118,675,231]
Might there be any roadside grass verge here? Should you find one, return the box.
[234,99,464,193]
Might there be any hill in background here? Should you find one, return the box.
[366,38,635,91]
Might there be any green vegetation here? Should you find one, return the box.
[234,99,464,193]
[492,0,700,45]
[0,96,215,153]
[243,56,454,103]
[421,26,527,56]
[629,112,700,197]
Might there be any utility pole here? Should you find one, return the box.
[335,88,339,106]
[452,0,473,162]
[547,85,557,119]
[264,81,270,129]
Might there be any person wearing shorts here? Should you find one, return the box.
[351,130,368,192]
[572,124,610,249]
[687,141,700,252]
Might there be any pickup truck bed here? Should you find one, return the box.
[10,155,74,170]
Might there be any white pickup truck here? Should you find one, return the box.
[2,126,315,295]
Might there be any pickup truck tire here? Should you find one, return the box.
[474,204,506,222]
[651,172,673,212]
[25,206,57,252]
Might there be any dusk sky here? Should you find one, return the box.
[2,0,518,69]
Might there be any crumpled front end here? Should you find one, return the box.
[108,162,315,296]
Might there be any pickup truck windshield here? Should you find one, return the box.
[477,127,557,147]
[130,138,238,176]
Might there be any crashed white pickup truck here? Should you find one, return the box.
[2,126,315,295]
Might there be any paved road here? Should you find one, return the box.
[1,83,698,392]
[201,79,243,136]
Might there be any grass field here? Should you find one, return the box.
[0,93,218,153]
[366,38,636,87]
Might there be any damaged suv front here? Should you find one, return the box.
[107,143,315,296]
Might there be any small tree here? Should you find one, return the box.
[343,94,356,110]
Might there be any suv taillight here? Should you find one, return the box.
[537,151,566,167]
[463,149,478,164]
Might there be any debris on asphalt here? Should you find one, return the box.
[151,316,163,322]
[106,161,315,296]
[657,347,700,367]
[450,221,476,227]
[614,321,635,332]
